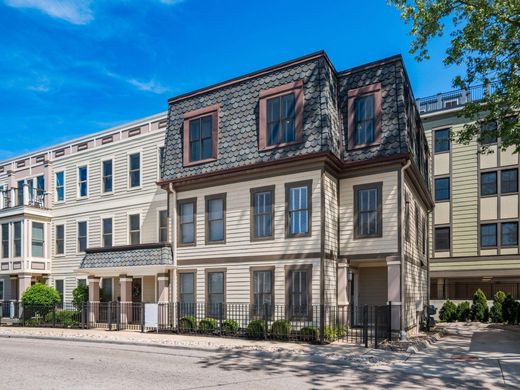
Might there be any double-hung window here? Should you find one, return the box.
[348,83,382,149]
[1,223,8,258]
[354,183,382,238]
[31,222,44,257]
[501,169,518,194]
[502,222,518,247]
[178,199,196,245]
[179,272,195,316]
[102,218,113,248]
[206,195,225,244]
[287,266,311,320]
[55,280,64,305]
[286,181,311,237]
[129,153,140,188]
[159,210,168,243]
[183,105,219,166]
[251,187,274,240]
[17,180,24,205]
[252,269,274,318]
[102,160,113,193]
[55,225,65,255]
[55,171,65,202]
[481,172,497,196]
[435,177,450,201]
[434,129,450,153]
[13,222,21,257]
[77,221,87,253]
[78,166,88,198]
[129,214,140,245]
[207,271,225,317]
[434,227,450,251]
[480,224,497,247]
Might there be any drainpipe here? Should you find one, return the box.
[400,159,412,341]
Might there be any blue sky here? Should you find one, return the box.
[0,0,462,160]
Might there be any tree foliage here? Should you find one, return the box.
[389,0,519,151]
[21,283,61,307]
[72,284,89,308]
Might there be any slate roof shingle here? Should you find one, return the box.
[79,244,173,269]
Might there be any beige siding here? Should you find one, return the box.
[176,170,322,260]
[339,171,399,255]
[323,172,338,306]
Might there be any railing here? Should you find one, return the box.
[1,301,393,348]
[430,282,520,300]
[0,188,47,210]
[416,82,500,114]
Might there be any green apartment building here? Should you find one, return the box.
[418,84,520,302]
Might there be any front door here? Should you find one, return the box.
[132,278,142,303]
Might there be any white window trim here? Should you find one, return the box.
[100,157,115,195]
[77,164,89,200]
[54,169,66,203]
[12,220,23,259]
[127,212,141,245]
[157,144,165,181]
[157,208,168,243]
[76,219,89,254]
[30,221,45,259]
[101,214,115,248]
[54,223,66,257]
[127,150,143,190]
[54,278,65,302]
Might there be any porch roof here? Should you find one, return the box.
[79,243,173,270]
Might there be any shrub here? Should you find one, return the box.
[21,283,61,307]
[490,291,507,323]
[324,326,347,342]
[456,301,471,322]
[198,317,218,332]
[470,289,489,322]
[439,300,458,322]
[271,320,292,340]
[503,294,520,325]
[221,319,239,335]
[178,315,197,332]
[246,320,266,339]
[72,284,88,308]
[44,310,79,327]
[299,326,319,342]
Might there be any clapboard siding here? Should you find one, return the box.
[339,171,399,255]
[176,170,322,260]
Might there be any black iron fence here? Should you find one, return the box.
[1,301,393,348]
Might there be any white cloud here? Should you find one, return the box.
[158,0,184,5]
[5,0,94,24]
[127,78,169,94]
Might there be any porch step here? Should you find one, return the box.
[0,318,20,326]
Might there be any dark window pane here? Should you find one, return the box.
[435,129,450,153]
[253,190,273,238]
[208,198,224,242]
[481,121,498,145]
[288,186,309,235]
[502,222,518,246]
[435,178,450,201]
[481,172,497,196]
[354,95,375,145]
[103,160,113,193]
[266,93,296,146]
[253,270,273,317]
[480,224,497,247]
[435,227,450,251]
[356,186,379,237]
[289,270,308,318]
[189,115,213,162]
[501,169,518,194]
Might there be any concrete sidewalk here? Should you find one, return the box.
[0,326,409,367]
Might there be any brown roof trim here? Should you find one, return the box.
[85,242,172,254]
[159,152,412,190]
[168,51,335,104]
[406,160,435,210]
[337,54,403,76]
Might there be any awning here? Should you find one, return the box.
[79,243,173,270]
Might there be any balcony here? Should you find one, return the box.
[416,82,499,114]
[0,187,49,213]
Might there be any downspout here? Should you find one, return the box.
[400,159,412,340]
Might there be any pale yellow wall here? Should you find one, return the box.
[480,145,498,169]
[501,147,518,167]
[500,195,518,219]
[434,153,450,176]
[480,197,498,220]
[434,202,450,225]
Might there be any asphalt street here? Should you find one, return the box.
[0,323,518,389]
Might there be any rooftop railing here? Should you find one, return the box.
[416,82,499,114]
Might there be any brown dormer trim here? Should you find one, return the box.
[77,142,88,151]
[183,104,219,167]
[128,127,141,137]
[101,135,113,145]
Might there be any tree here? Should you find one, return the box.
[21,283,61,306]
[389,0,520,151]
[72,284,89,308]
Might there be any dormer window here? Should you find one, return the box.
[348,83,382,149]
[259,80,304,150]
[183,104,219,166]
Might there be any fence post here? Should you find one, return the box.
[374,307,379,349]
[263,303,268,340]
[363,305,368,348]
[108,302,112,331]
[218,303,223,336]
[52,304,56,328]
[319,304,325,344]
[388,301,392,341]
[116,302,121,331]
[141,303,145,333]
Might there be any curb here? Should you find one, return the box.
[405,330,446,354]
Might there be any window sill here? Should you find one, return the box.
[205,240,226,245]
[177,242,197,248]
[250,235,275,242]
[183,157,217,167]
[100,191,114,197]
[259,140,302,152]
[286,233,311,239]
[433,150,450,155]
[435,199,451,203]
[354,234,383,240]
